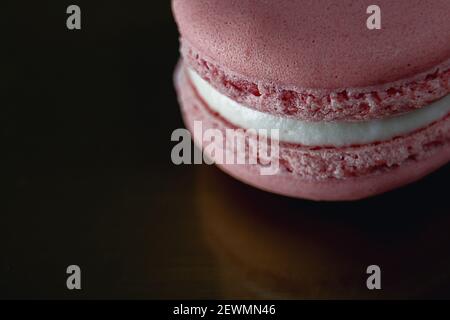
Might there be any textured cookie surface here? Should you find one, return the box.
[174,0,450,121]
[173,0,450,88]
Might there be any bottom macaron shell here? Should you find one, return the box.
[175,62,450,201]
[214,156,448,201]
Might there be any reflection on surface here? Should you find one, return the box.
[195,164,450,299]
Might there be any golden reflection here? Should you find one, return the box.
[195,164,450,299]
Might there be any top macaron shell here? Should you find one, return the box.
[172,0,450,89]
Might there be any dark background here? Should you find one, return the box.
[1,1,449,299]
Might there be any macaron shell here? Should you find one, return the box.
[183,41,450,121]
[213,154,449,201]
[175,61,450,201]
[173,0,450,89]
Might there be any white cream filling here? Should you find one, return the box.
[188,69,450,146]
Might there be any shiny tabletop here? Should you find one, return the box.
[2,2,449,299]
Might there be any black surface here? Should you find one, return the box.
[1,1,449,299]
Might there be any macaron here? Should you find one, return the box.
[173,0,450,201]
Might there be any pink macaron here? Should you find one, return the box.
[172,0,450,201]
